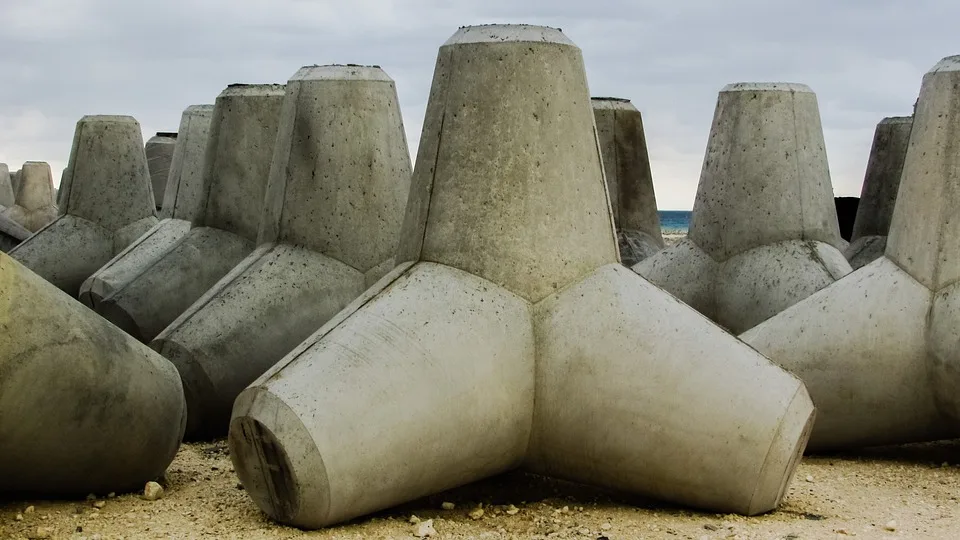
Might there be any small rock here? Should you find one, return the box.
[142,481,164,501]
[25,505,35,514]
[836,529,855,536]
[505,505,520,516]
[15,513,23,521]
[805,475,814,482]
[578,527,590,535]
[884,520,897,532]
[469,507,485,520]
[92,501,106,509]
[441,501,455,510]
[107,492,116,498]
[28,527,54,539]
[413,519,436,538]
[704,524,720,531]
[601,523,612,531]
[86,494,97,501]
[409,515,421,524]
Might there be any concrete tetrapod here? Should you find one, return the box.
[1,161,58,233]
[0,162,13,207]
[8,117,157,296]
[146,132,178,210]
[151,65,412,440]
[228,25,815,529]
[634,83,851,334]
[93,85,285,342]
[844,116,913,270]
[79,104,214,308]
[592,97,664,266]
[740,56,960,451]
[10,169,20,195]
[0,252,186,495]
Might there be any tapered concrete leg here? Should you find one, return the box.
[146,132,177,210]
[160,105,214,220]
[2,161,58,232]
[0,163,13,207]
[592,98,664,265]
[79,218,193,308]
[152,244,366,439]
[8,215,113,295]
[97,227,254,341]
[530,264,814,515]
[845,116,912,269]
[634,83,850,331]
[0,253,185,495]
[741,258,951,450]
[230,262,534,528]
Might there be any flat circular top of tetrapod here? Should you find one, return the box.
[444,24,575,46]
[591,97,639,111]
[879,116,914,125]
[291,64,393,82]
[78,114,141,124]
[930,55,960,73]
[154,132,179,138]
[220,84,287,98]
[721,82,814,94]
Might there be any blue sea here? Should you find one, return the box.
[658,210,691,235]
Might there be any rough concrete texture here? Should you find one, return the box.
[151,65,412,440]
[228,25,815,529]
[146,132,178,210]
[634,83,851,333]
[0,251,186,495]
[741,56,960,451]
[1,161,58,232]
[93,84,285,343]
[0,163,13,207]
[10,169,20,195]
[80,105,215,308]
[160,105,215,220]
[843,116,913,269]
[9,117,158,295]
[0,213,30,252]
[591,97,664,266]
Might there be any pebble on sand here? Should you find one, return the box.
[413,518,436,538]
[142,481,164,501]
[884,520,898,531]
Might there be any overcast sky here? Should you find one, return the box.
[0,0,954,209]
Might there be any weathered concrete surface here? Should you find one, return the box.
[146,132,178,210]
[843,116,913,269]
[741,56,960,451]
[0,252,186,495]
[592,97,664,266]
[229,26,814,529]
[0,163,13,207]
[9,117,158,295]
[634,83,851,333]
[80,105,215,308]
[10,169,20,195]
[152,65,412,440]
[2,161,58,232]
[160,105,215,220]
[0,213,30,252]
[94,85,285,342]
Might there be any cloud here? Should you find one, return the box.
[0,0,955,209]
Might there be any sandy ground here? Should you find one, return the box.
[663,233,684,247]
[1,439,958,540]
